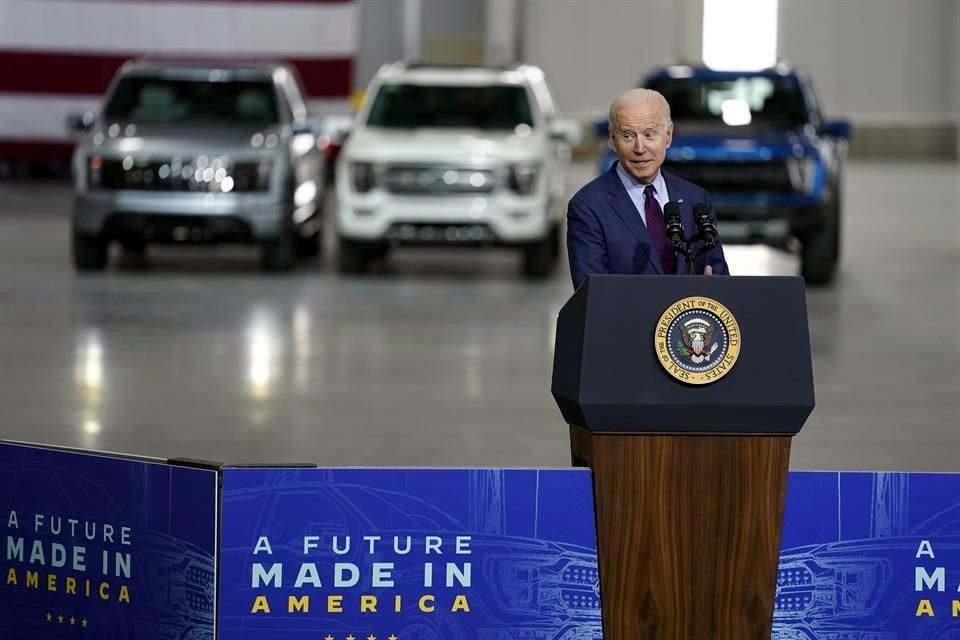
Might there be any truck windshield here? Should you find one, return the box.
[648,76,808,128]
[366,84,534,130]
[104,76,279,125]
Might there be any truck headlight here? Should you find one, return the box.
[230,158,274,192]
[88,154,103,188]
[508,162,540,195]
[294,180,317,207]
[787,157,817,193]
[290,133,316,157]
[487,558,542,613]
[351,162,376,193]
[256,159,273,191]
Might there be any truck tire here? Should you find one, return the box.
[260,233,296,271]
[337,237,382,273]
[522,225,561,278]
[801,199,840,285]
[72,232,108,271]
[295,229,323,260]
[120,239,147,260]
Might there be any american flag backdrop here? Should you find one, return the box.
[0,0,358,162]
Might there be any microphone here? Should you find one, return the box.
[692,203,717,249]
[663,201,695,274]
[662,201,685,248]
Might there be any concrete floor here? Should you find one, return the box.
[0,161,957,470]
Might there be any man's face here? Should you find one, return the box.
[609,102,673,184]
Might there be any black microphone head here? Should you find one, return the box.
[692,202,717,248]
[662,201,684,240]
[663,201,682,222]
[692,202,710,222]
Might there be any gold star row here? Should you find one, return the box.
[45,612,89,628]
[323,635,399,640]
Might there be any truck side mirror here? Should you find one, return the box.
[822,119,852,139]
[549,119,582,146]
[66,112,96,134]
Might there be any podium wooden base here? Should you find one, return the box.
[570,425,791,640]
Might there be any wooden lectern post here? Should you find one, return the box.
[552,275,815,640]
[570,427,791,639]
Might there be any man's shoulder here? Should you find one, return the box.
[663,170,709,199]
[570,169,613,205]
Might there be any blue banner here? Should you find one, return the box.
[774,471,960,640]
[0,442,218,640]
[218,467,602,640]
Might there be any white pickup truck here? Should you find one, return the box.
[334,62,580,277]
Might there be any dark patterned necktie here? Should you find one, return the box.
[643,184,676,274]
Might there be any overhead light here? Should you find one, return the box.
[721,99,753,126]
[703,0,779,71]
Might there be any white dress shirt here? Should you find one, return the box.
[615,163,670,227]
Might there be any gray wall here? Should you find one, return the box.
[421,0,486,64]
[520,0,959,122]
[779,0,958,157]
[954,0,960,156]
[355,0,960,156]
[354,0,486,90]
[521,0,702,118]
[778,0,956,123]
[354,0,405,91]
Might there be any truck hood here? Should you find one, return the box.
[668,126,813,162]
[344,126,545,166]
[82,122,284,157]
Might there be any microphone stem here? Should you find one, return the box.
[674,242,695,274]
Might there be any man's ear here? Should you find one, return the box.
[665,123,674,149]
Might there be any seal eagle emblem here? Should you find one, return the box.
[654,296,741,385]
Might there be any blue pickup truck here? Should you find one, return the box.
[597,64,851,284]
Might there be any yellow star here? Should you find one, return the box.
[388,635,398,640]
[81,618,89,629]
[70,616,76,625]
[45,612,52,622]
[346,635,356,640]
[324,636,334,640]
[367,635,376,640]
[57,614,64,624]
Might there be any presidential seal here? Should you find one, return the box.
[654,296,741,385]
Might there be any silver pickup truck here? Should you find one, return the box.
[69,59,327,271]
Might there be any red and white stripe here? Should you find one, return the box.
[0,0,358,162]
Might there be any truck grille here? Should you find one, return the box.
[385,222,497,244]
[774,565,816,616]
[103,213,253,243]
[383,165,498,195]
[560,563,600,611]
[665,160,793,193]
[97,158,268,193]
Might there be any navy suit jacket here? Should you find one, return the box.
[566,162,730,289]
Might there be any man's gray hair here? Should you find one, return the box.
[608,88,672,132]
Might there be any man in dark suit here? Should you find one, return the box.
[567,89,729,289]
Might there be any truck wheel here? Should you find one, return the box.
[800,200,840,285]
[120,239,147,259]
[260,233,296,271]
[522,225,560,278]
[73,232,108,271]
[337,237,380,274]
[295,229,323,260]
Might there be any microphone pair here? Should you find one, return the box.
[662,201,717,274]
[663,201,716,250]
